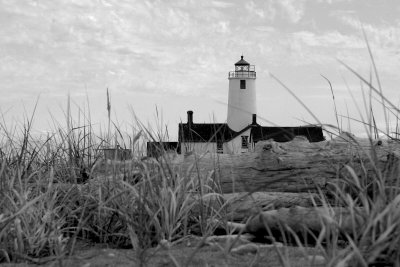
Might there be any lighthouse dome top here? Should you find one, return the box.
[229,56,256,78]
[235,56,250,66]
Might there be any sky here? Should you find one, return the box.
[1,0,400,140]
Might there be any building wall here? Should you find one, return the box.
[180,130,253,155]
[224,128,252,154]
[180,142,217,154]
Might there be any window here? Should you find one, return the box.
[241,136,248,149]
[217,141,223,154]
[240,80,246,89]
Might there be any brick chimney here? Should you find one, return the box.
[187,110,193,126]
[252,114,257,125]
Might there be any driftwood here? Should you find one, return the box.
[172,134,400,193]
[191,191,321,222]
[221,206,365,237]
[244,206,364,235]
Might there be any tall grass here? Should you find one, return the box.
[264,36,400,266]
[0,98,224,265]
[2,45,400,267]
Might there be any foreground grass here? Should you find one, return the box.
[2,106,400,267]
[0,110,227,265]
[2,55,400,266]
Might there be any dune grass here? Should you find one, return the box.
[1,45,400,266]
[0,102,228,265]
[3,95,399,267]
[263,35,400,266]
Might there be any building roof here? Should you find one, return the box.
[179,123,324,143]
[251,125,325,142]
[235,56,250,66]
[179,110,324,143]
[178,123,246,143]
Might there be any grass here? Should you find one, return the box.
[1,45,400,266]
[0,100,228,265]
[264,34,400,266]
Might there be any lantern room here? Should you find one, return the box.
[228,56,256,78]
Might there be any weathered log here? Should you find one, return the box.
[219,206,365,238]
[244,206,364,235]
[191,192,321,222]
[172,134,400,193]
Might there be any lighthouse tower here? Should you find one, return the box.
[227,56,257,132]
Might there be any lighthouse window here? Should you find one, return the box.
[241,136,249,148]
[240,80,246,89]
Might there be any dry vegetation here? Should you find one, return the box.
[2,48,400,266]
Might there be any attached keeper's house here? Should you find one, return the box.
[147,56,324,157]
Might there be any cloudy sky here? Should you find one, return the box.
[1,0,400,139]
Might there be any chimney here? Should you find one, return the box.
[252,114,257,125]
[187,110,193,126]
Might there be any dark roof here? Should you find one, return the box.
[179,123,247,143]
[251,126,325,143]
[178,123,324,143]
[235,56,250,66]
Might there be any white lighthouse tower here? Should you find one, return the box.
[227,56,257,132]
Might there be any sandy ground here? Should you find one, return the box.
[1,237,326,267]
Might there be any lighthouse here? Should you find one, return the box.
[147,56,325,157]
[227,56,257,132]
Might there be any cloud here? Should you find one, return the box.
[213,21,230,34]
[317,0,354,4]
[242,0,306,24]
[278,0,305,23]
[1,0,399,109]
[211,1,234,8]
[245,1,265,18]
[293,31,364,49]
[339,15,400,46]
[335,14,400,74]
[254,26,276,33]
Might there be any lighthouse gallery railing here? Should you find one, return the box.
[228,71,257,78]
